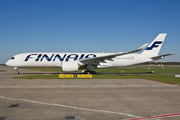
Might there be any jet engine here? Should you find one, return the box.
[61,62,79,72]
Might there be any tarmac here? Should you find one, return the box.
[0,66,180,120]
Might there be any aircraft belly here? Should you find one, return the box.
[17,61,60,67]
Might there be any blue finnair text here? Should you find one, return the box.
[24,54,97,62]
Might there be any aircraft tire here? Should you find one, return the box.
[16,71,19,74]
[92,71,96,74]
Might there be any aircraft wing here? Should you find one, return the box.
[79,43,148,65]
[151,53,175,60]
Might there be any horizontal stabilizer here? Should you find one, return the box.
[151,53,175,60]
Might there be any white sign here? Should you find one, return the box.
[175,75,180,78]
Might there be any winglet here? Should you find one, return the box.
[130,43,149,53]
[138,43,149,51]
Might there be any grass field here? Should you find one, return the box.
[0,70,6,72]
[13,66,180,85]
[14,74,180,85]
[24,66,180,74]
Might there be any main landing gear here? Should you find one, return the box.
[84,70,96,74]
[14,67,19,74]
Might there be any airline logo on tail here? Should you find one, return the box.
[145,41,163,50]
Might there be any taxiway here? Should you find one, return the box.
[0,66,180,120]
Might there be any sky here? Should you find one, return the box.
[0,0,180,64]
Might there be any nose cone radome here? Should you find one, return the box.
[5,60,10,66]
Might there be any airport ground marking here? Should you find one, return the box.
[0,95,140,118]
[126,112,180,120]
[0,84,177,88]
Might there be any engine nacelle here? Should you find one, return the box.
[61,62,79,72]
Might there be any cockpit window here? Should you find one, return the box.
[11,57,15,60]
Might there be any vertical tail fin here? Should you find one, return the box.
[141,33,167,56]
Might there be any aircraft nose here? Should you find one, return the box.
[5,60,10,66]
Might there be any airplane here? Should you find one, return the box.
[5,33,174,74]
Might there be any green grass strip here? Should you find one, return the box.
[23,67,180,74]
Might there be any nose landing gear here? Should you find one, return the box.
[14,67,19,74]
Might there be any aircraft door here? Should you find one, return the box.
[21,55,25,62]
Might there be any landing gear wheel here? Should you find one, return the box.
[92,71,96,74]
[84,70,96,74]
[84,71,87,74]
[84,71,90,74]
[15,71,19,74]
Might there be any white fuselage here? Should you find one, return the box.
[6,52,152,68]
